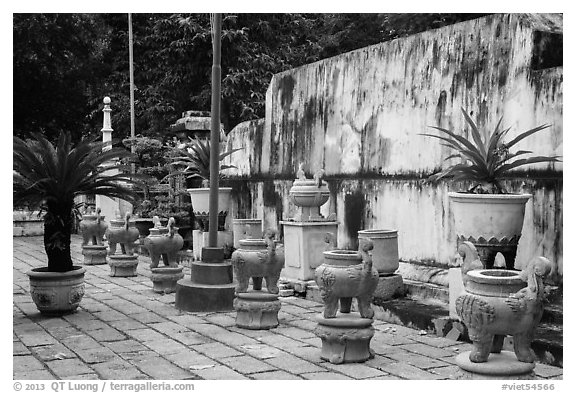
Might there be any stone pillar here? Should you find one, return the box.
[95,97,132,220]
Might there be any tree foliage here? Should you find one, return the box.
[14,13,488,142]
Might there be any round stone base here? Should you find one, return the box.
[314,312,375,364]
[234,291,281,330]
[82,245,108,265]
[150,266,184,294]
[108,255,139,277]
[175,279,236,312]
[455,351,536,380]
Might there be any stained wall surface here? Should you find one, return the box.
[222,13,563,283]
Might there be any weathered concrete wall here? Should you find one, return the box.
[223,13,563,283]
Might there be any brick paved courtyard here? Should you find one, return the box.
[13,236,563,381]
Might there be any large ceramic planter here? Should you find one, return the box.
[455,256,552,365]
[449,192,531,269]
[315,249,378,318]
[188,187,232,214]
[357,229,399,276]
[27,266,86,315]
[188,187,232,231]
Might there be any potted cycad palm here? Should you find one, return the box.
[421,108,561,269]
[13,133,143,314]
[170,137,242,231]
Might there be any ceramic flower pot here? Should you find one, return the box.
[456,256,552,364]
[187,187,232,215]
[357,229,399,276]
[27,266,86,315]
[315,245,379,319]
[449,192,531,269]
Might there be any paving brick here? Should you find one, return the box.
[238,343,286,360]
[376,362,445,380]
[166,313,209,325]
[286,318,317,331]
[172,331,211,346]
[45,358,96,378]
[31,343,76,361]
[193,342,243,359]
[92,309,129,322]
[13,341,31,355]
[47,326,83,341]
[74,346,119,364]
[428,365,461,379]
[399,342,457,358]
[130,356,194,380]
[126,328,168,343]
[148,321,188,335]
[286,345,323,362]
[301,372,353,380]
[61,334,102,351]
[102,299,149,314]
[130,312,167,324]
[411,334,463,348]
[189,364,249,380]
[85,327,127,342]
[220,355,277,374]
[264,353,326,374]
[16,331,58,347]
[386,350,451,369]
[107,318,148,331]
[258,334,313,351]
[165,351,215,370]
[103,339,148,353]
[371,332,416,346]
[203,314,236,327]
[13,369,56,380]
[251,370,303,380]
[213,331,260,347]
[91,359,148,379]
[142,338,189,355]
[13,355,45,372]
[274,326,317,340]
[321,362,383,379]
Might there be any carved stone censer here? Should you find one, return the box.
[106,213,140,277]
[144,217,184,294]
[79,207,108,265]
[454,242,552,379]
[314,238,379,364]
[231,229,285,330]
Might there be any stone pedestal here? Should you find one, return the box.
[314,312,375,364]
[281,221,338,281]
[108,254,139,277]
[175,247,236,312]
[455,351,536,380]
[150,266,185,294]
[373,273,404,300]
[234,291,281,330]
[82,245,108,265]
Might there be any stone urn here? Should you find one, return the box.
[313,240,378,364]
[357,229,399,276]
[288,164,330,221]
[232,218,263,248]
[107,213,140,277]
[315,243,379,319]
[455,247,552,378]
[144,217,185,294]
[27,267,86,315]
[231,229,285,330]
[79,208,108,265]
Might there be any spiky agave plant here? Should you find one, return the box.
[13,133,146,272]
[421,108,561,194]
[169,137,242,185]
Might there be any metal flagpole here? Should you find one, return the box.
[208,13,222,248]
[128,13,136,173]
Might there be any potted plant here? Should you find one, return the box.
[13,133,143,314]
[169,137,242,231]
[421,108,561,269]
